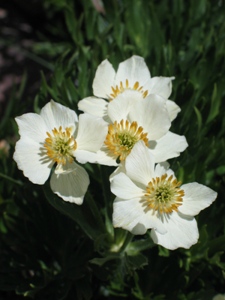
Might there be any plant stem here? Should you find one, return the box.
[0,172,23,186]
[99,165,114,235]
[86,191,106,234]
[120,232,134,253]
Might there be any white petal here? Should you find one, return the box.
[78,96,108,118]
[40,100,78,130]
[15,113,47,141]
[129,95,171,140]
[76,141,118,166]
[115,56,151,87]
[125,141,155,187]
[54,162,77,175]
[107,90,142,122]
[151,212,199,250]
[113,197,144,232]
[111,172,144,199]
[86,147,118,166]
[149,131,188,163]
[93,59,116,98]
[50,161,89,204]
[13,138,52,184]
[55,163,66,174]
[154,162,174,178]
[213,295,225,300]
[179,182,217,216]
[166,100,181,121]
[131,223,148,235]
[75,113,108,152]
[146,76,174,99]
[113,197,166,234]
[109,162,126,182]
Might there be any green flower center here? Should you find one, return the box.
[54,138,71,155]
[118,132,138,149]
[155,185,174,203]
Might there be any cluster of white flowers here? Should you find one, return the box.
[14,56,217,250]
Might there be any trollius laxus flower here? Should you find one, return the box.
[93,93,187,166]
[78,55,180,122]
[111,141,217,250]
[13,100,108,204]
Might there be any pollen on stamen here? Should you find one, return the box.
[142,174,184,214]
[133,81,139,89]
[44,126,77,165]
[109,79,149,100]
[104,119,148,161]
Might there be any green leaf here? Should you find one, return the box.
[206,84,221,124]
[158,246,170,257]
[90,253,120,267]
[43,185,106,240]
[193,106,202,135]
[64,5,83,44]
[126,253,148,270]
[126,236,155,255]
[208,234,225,257]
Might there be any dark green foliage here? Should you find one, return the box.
[0,0,225,299]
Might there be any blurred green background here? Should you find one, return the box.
[0,0,225,299]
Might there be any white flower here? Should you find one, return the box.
[93,92,188,166]
[213,294,225,300]
[78,55,180,122]
[13,100,108,204]
[111,141,217,250]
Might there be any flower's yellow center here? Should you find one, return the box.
[142,174,184,214]
[110,79,148,100]
[44,126,77,165]
[104,119,148,161]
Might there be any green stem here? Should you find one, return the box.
[0,173,23,186]
[23,50,54,71]
[99,166,111,207]
[120,231,134,253]
[99,165,114,235]
[85,191,106,234]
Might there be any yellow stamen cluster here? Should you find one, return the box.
[142,174,184,214]
[104,119,148,161]
[110,79,148,100]
[44,126,77,165]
